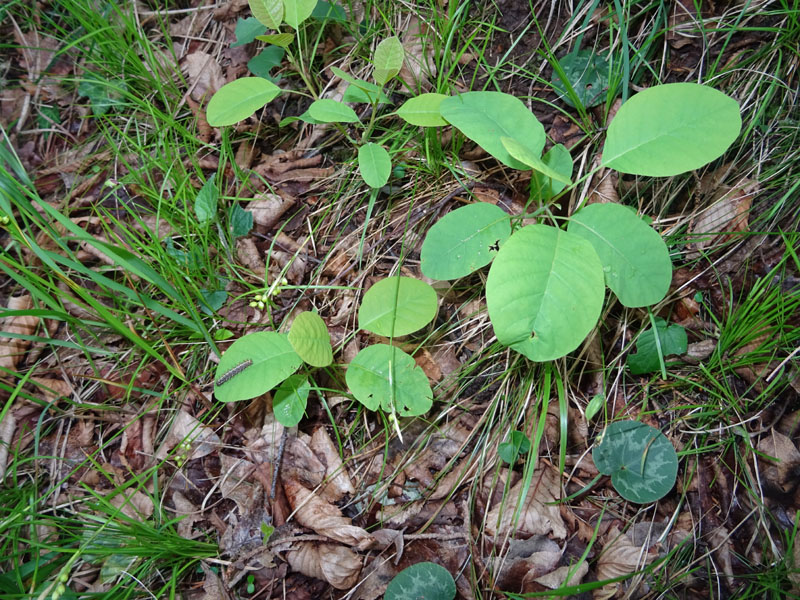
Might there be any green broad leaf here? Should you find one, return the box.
[397,93,448,127]
[279,110,321,126]
[194,173,217,224]
[199,289,227,315]
[307,98,360,123]
[311,0,347,22]
[342,84,392,105]
[500,137,572,185]
[567,203,672,307]
[498,430,531,464]
[358,143,391,188]
[592,420,678,503]
[255,33,295,48]
[272,374,310,427]
[385,562,456,600]
[359,276,438,337]
[207,77,281,126]
[531,144,572,200]
[215,329,235,341]
[78,72,127,116]
[440,92,546,170]
[282,0,316,29]
[628,318,687,375]
[229,203,253,238]
[551,49,610,109]
[231,17,267,47]
[420,202,511,280]
[214,331,302,402]
[585,393,604,421]
[372,36,404,85]
[288,311,333,367]
[485,224,605,361]
[248,46,285,79]
[249,0,283,29]
[602,83,742,176]
[331,66,384,103]
[346,344,432,416]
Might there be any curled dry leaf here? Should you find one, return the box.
[756,430,800,493]
[182,51,225,102]
[688,179,756,258]
[397,17,437,91]
[532,559,589,590]
[218,453,260,513]
[246,192,296,232]
[30,377,74,402]
[171,490,199,539]
[0,411,15,482]
[108,489,154,521]
[283,477,373,548]
[595,526,655,600]
[282,435,326,489]
[495,535,560,591]
[0,295,37,370]
[310,427,356,502]
[485,467,567,539]
[404,413,476,490]
[286,541,361,590]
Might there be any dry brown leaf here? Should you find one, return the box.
[182,51,225,102]
[485,467,567,539]
[218,453,260,513]
[397,17,437,92]
[586,166,619,205]
[310,427,356,502]
[495,535,560,591]
[756,430,800,493]
[404,413,476,490]
[0,295,37,369]
[286,541,361,590]
[283,478,373,548]
[414,347,442,382]
[30,377,74,402]
[155,410,221,462]
[595,526,654,599]
[199,562,232,600]
[108,489,154,521]
[282,435,326,489]
[171,490,200,539]
[0,410,16,482]
[246,192,296,232]
[352,559,399,600]
[688,181,756,258]
[532,559,589,590]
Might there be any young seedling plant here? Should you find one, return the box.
[207,2,742,504]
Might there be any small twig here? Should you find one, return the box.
[270,428,288,499]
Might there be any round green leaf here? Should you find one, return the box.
[307,98,360,123]
[385,562,456,600]
[206,77,282,127]
[288,311,333,367]
[272,375,310,427]
[592,420,678,503]
[568,203,672,307]
[420,202,511,280]
[498,430,531,464]
[501,137,572,185]
[346,344,432,416]
[532,144,573,199]
[397,93,448,127]
[602,83,742,176]
[214,331,302,402]
[359,276,437,337]
[249,0,283,29]
[486,224,605,361]
[282,0,316,29]
[373,36,404,85]
[551,49,610,109]
[439,92,545,170]
[358,143,392,188]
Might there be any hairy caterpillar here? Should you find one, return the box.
[215,359,253,386]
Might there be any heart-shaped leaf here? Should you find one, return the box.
[359,276,437,337]
[486,224,605,361]
[214,331,302,402]
[373,36,404,85]
[207,77,281,126]
[628,318,687,375]
[439,92,545,170]
[288,311,333,367]
[568,203,672,307]
[272,375,310,427]
[592,420,679,503]
[307,98,360,123]
[602,83,742,176]
[551,49,610,109]
[358,143,391,188]
[420,202,511,280]
[385,562,456,600]
[249,0,283,29]
[397,93,448,127]
[346,344,432,416]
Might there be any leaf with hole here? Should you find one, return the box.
[249,0,283,29]
[501,137,572,185]
[439,92,545,170]
[358,143,391,188]
[359,276,437,337]
[628,318,687,375]
[373,36,404,85]
[531,144,572,199]
[602,83,742,176]
[214,331,302,402]
[272,375,310,427]
[307,99,360,123]
[397,93,448,127]
[592,420,678,503]
[207,77,281,126]
[385,562,456,600]
[194,173,218,224]
[551,49,610,109]
[288,311,333,367]
[282,0,316,29]
[420,202,511,280]
[346,344,432,416]
[486,225,604,361]
[568,203,671,307]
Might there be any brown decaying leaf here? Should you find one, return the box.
[285,541,361,590]
[495,535,560,591]
[30,377,73,402]
[246,192,296,233]
[108,489,154,521]
[182,51,225,102]
[155,410,221,463]
[485,467,567,539]
[0,295,37,369]
[532,559,589,590]
[756,430,800,493]
[171,490,200,539]
[310,427,356,502]
[283,478,373,549]
[594,526,655,600]
[404,413,476,491]
[688,179,756,258]
[0,411,16,482]
[397,17,437,92]
[218,453,260,513]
